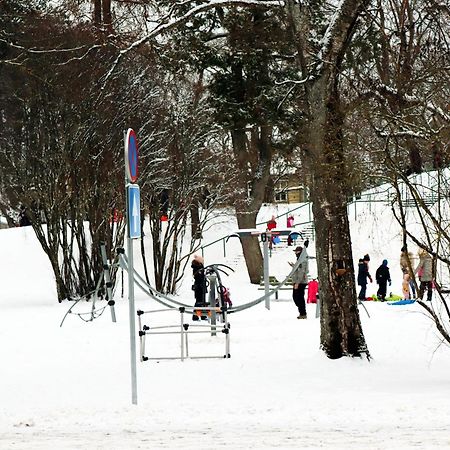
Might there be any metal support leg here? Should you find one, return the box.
[263,238,270,310]
[100,243,116,323]
[180,310,185,361]
[208,274,217,336]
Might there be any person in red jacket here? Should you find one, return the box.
[267,215,277,231]
[266,215,277,249]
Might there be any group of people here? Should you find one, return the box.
[401,246,433,302]
[357,246,434,302]
[266,214,296,248]
[190,239,312,322]
[357,254,392,301]
[191,234,435,322]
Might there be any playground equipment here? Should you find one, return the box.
[118,250,305,314]
[119,258,233,361]
[60,243,117,327]
[198,202,314,259]
[137,305,231,361]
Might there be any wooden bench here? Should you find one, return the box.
[258,276,294,300]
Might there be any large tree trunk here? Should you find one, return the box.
[307,77,369,358]
[231,125,272,284]
[235,208,263,284]
[93,0,102,27]
[190,204,202,239]
[284,0,372,358]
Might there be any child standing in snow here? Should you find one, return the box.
[266,215,277,249]
[287,215,294,228]
[402,273,411,300]
[191,255,207,320]
[375,259,391,301]
[357,254,372,301]
[400,246,417,298]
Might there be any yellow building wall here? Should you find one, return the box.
[287,190,301,203]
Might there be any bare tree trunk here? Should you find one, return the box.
[93,0,102,27]
[190,204,201,239]
[102,0,113,33]
[231,125,271,284]
[307,74,369,358]
[235,208,263,283]
[284,0,372,358]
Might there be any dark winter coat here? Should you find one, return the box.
[376,264,391,284]
[192,259,207,306]
[192,260,206,288]
[357,261,371,286]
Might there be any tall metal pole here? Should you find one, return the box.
[127,223,138,405]
[125,128,138,406]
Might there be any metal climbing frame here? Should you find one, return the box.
[60,243,117,327]
[137,306,231,361]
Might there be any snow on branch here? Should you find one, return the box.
[316,0,369,72]
[101,0,283,89]
[2,40,99,55]
[378,129,427,139]
[371,81,450,123]
[373,125,427,140]
[275,76,310,85]
[0,39,106,67]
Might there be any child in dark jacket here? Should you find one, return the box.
[191,255,207,320]
[357,254,372,300]
[375,259,391,301]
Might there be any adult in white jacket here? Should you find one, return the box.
[290,242,309,319]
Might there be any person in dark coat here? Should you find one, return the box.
[191,255,207,320]
[375,259,391,301]
[18,205,31,227]
[357,254,372,300]
[159,189,169,218]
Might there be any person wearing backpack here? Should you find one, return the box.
[375,259,391,301]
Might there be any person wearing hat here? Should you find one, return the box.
[415,249,433,301]
[290,241,309,319]
[191,254,207,320]
[357,254,372,301]
[375,259,391,301]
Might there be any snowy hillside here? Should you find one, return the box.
[0,200,449,449]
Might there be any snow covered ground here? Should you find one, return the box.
[1,199,450,449]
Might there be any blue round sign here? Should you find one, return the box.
[125,128,138,183]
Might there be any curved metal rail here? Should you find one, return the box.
[119,251,306,314]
